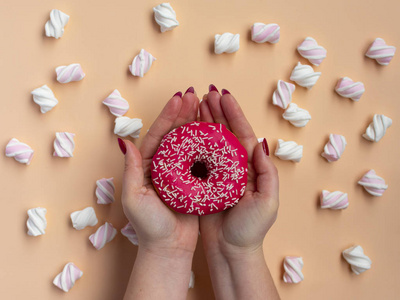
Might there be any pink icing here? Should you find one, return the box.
[297,38,327,66]
[151,122,248,216]
[251,23,280,43]
[335,77,365,101]
[366,38,396,65]
[5,138,34,165]
[56,64,85,83]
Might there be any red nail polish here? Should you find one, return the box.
[118,138,127,155]
[262,138,269,156]
[173,91,182,98]
[221,89,231,95]
[209,84,219,93]
[185,86,195,94]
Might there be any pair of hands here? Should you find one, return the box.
[120,86,279,261]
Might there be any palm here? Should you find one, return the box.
[199,90,278,253]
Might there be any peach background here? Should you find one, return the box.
[1,0,399,299]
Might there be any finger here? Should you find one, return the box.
[140,95,182,160]
[199,97,214,123]
[253,142,279,200]
[220,93,258,158]
[207,91,231,130]
[172,92,198,128]
[122,140,145,200]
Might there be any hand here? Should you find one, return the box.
[199,87,279,257]
[120,90,200,256]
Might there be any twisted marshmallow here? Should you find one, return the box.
[129,49,156,77]
[320,190,349,209]
[5,138,34,165]
[89,222,117,250]
[31,85,58,113]
[96,178,115,204]
[366,38,396,66]
[53,132,75,157]
[321,134,347,162]
[53,262,83,292]
[251,23,280,44]
[70,207,98,230]
[153,3,179,33]
[274,139,303,162]
[283,256,304,283]
[282,103,311,127]
[103,89,129,117]
[272,80,295,109]
[27,207,47,236]
[335,77,365,101]
[114,117,143,138]
[214,33,240,54]
[45,9,70,39]
[297,37,327,66]
[56,63,85,83]
[189,271,195,289]
[362,114,392,142]
[358,169,388,197]
[342,245,372,275]
[290,62,321,89]
[121,223,138,246]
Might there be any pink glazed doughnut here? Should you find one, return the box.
[151,121,248,215]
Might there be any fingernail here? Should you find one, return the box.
[262,138,269,156]
[221,89,231,95]
[173,91,182,98]
[209,84,219,93]
[185,86,195,94]
[118,138,127,155]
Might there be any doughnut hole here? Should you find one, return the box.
[190,161,208,179]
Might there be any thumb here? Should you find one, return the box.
[122,140,145,199]
[253,140,279,200]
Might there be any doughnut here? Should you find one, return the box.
[151,121,248,215]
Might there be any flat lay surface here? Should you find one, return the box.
[0,0,399,299]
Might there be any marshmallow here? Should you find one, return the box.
[114,117,143,138]
[274,139,303,162]
[70,207,98,230]
[53,132,75,157]
[214,33,240,54]
[129,49,156,77]
[53,263,83,292]
[290,62,321,89]
[365,38,396,66]
[153,3,179,33]
[121,223,138,246]
[321,134,347,162]
[362,114,392,142]
[297,37,327,66]
[358,169,388,197]
[335,77,365,101]
[189,271,195,289]
[103,89,129,117]
[5,138,34,165]
[27,207,47,236]
[31,85,58,113]
[89,222,117,250]
[342,245,372,275]
[251,23,280,44]
[282,103,311,127]
[45,9,70,39]
[320,190,349,209]
[257,138,264,143]
[272,80,295,109]
[96,178,115,205]
[56,63,85,83]
[283,256,304,283]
